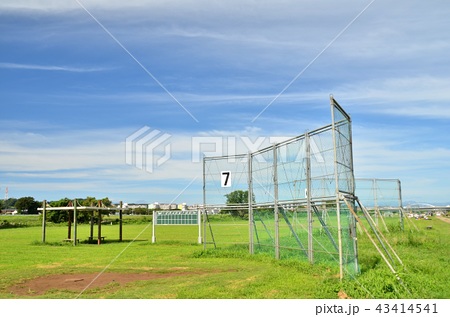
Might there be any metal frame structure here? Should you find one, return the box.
[355,178,405,231]
[202,96,359,279]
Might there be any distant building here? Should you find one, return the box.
[177,203,187,211]
[117,203,148,210]
[160,203,178,210]
[0,209,17,215]
[117,201,204,212]
[148,202,159,209]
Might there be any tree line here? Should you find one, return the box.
[223,190,254,219]
[0,196,112,222]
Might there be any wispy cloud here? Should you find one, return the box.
[333,76,450,119]
[352,125,450,204]
[0,62,110,72]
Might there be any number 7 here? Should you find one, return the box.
[221,171,231,187]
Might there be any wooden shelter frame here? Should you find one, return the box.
[38,199,129,246]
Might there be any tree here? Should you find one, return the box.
[46,196,113,223]
[47,198,72,222]
[223,190,254,219]
[80,196,112,207]
[100,197,112,207]
[225,190,249,205]
[15,196,40,214]
[50,197,71,207]
[81,196,98,207]
[2,198,18,210]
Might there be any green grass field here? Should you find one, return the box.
[0,214,449,299]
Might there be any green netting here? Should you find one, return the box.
[355,178,404,230]
[203,96,359,277]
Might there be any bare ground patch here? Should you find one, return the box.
[8,271,202,297]
[436,216,450,224]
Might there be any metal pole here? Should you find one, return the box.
[73,199,77,246]
[119,201,123,241]
[364,201,403,266]
[279,209,308,257]
[248,151,254,255]
[357,199,396,265]
[330,95,344,280]
[197,208,202,244]
[202,156,207,250]
[42,200,46,243]
[344,196,398,276]
[273,145,280,260]
[306,133,313,263]
[152,210,156,243]
[335,194,344,279]
[373,179,379,226]
[350,197,359,274]
[346,102,359,274]
[398,180,404,231]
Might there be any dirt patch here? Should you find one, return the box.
[436,216,450,224]
[338,290,351,299]
[8,271,197,297]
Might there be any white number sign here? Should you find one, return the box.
[221,171,231,187]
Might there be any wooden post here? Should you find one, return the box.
[73,199,77,246]
[42,200,47,243]
[119,201,123,242]
[89,211,94,241]
[98,210,102,245]
[67,209,72,240]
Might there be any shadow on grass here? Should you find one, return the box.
[31,238,149,246]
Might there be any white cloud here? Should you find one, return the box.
[0,62,110,72]
[2,119,449,204]
[334,76,450,118]
[352,124,450,203]
[0,128,123,171]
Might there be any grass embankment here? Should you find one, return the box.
[0,214,448,299]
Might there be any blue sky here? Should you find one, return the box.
[1,0,449,205]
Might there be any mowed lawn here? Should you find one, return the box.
[0,214,449,299]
